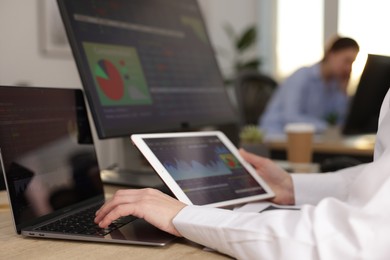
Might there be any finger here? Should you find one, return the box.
[98,203,136,228]
[239,148,269,167]
[97,189,168,228]
[95,190,143,223]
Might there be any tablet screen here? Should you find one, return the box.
[140,134,271,206]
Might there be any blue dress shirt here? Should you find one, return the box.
[259,63,348,135]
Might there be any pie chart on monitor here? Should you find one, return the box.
[95,59,124,100]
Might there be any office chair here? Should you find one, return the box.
[234,70,278,126]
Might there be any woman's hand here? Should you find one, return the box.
[95,188,187,236]
[239,149,295,205]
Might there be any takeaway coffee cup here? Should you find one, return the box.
[285,123,315,164]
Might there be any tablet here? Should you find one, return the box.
[131,131,274,208]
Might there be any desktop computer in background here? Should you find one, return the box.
[343,54,390,135]
[58,0,238,187]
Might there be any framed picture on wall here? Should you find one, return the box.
[39,0,72,57]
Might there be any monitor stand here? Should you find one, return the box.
[95,137,169,193]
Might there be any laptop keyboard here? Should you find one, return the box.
[36,204,138,236]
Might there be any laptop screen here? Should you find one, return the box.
[0,86,104,231]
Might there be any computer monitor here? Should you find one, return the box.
[342,54,390,135]
[57,0,238,186]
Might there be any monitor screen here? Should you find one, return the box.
[343,54,390,135]
[58,0,237,139]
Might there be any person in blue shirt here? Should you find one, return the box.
[259,36,360,135]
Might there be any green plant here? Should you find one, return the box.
[239,125,264,144]
[324,112,339,126]
[222,24,261,85]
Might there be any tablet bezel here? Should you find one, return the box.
[131,131,275,208]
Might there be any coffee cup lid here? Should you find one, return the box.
[284,123,315,133]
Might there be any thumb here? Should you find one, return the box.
[239,148,267,168]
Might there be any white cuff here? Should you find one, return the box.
[292,173,347,205]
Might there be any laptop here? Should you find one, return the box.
[0,86,174,246]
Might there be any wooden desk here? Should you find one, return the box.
[265,133,375,163]
[0,188,230,260]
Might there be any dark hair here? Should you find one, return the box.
[323,36,360,61]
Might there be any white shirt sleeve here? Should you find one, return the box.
[172,168,358,259]
[292,163,367,205]
[173,205,319,259]
[173,155,390,259]
[173,154,388,259]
